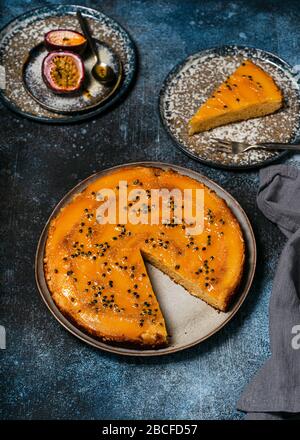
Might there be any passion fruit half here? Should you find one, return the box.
[42,51,85,94]
[44,29,87,54]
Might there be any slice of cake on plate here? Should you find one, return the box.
[188,59,283,135]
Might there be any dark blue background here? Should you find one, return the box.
[1,0,299,420]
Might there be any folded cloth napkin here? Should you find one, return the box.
[237,165,300,420]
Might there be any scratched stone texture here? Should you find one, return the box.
[0,0,300,420]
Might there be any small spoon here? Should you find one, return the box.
[76,11,116,86]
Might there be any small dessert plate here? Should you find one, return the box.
[23,40,122,114]
[159,45,300,169]
[0,5,136,123]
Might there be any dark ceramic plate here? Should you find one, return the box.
[23,40,122,114]
[159,46,300,169]
[0,5,137,123]
[35,161,256,357]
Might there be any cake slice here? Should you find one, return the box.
[188,60,283,135]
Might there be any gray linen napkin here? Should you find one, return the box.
[237,165,300,420]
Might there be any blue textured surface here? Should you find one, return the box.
[1,0,300,420]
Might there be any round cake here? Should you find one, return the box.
[44,166,245,347]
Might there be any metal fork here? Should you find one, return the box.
[211,138,300,155]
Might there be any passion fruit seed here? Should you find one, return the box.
[95,64,107,79]
[50,56,80,88]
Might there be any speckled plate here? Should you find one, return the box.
[0,5,136,123]
[22,40,122,114]
[35,162,256,357]
[159,46,300,169]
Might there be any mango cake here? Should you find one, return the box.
[189,59,283,135]
[44,166,245,347]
